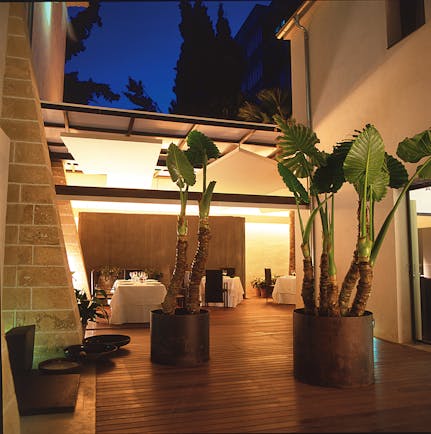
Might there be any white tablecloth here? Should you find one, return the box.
[272,275,296,304]
[199,276,244,308]
[110,280,167,324]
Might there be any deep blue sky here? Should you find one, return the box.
[66,1,271,113]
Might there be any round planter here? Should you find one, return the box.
[151,308,209,367]
[293,308,374,388]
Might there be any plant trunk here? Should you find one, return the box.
[338,252,359,315]
[162,235,188,315]
[187,218,211,314]
[327,277,340,317]
[319,251,329,315]
[302,256,316,315]
[349,261,373,316]
[340,201,361,315]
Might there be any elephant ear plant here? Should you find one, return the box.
[161,142,196,314]
[275,115,431,317]
[184,131,220,313]
[161,131,220,315]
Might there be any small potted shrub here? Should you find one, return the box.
[75,288,109,340]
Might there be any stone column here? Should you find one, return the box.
[1,3,81,366]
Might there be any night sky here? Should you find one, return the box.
[65,0,271,113]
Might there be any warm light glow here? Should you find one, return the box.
[61,132,162,189]
[70,200,292,218]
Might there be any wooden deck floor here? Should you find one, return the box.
[92,296,431,433]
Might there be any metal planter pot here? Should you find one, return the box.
[150,308,209,367]
[293,308,374,388]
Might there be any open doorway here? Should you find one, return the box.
[408,183,431,344]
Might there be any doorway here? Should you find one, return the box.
[408,183,431,344]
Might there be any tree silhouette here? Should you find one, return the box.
[64,0,120,105]
[123,77,160,112]
[170,0,216,117]
[65,0,102,61]
[170,0,246,120]
[63,72,120,105]
[212,3,245,119]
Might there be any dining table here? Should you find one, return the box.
[109,279,167,324]
[199,275,244,308]
[272,275,296,304]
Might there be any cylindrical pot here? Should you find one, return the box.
[151,308,209,367]
[293,308,374,388]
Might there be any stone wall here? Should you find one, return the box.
[0,3,81,366]
[51,161,90,297]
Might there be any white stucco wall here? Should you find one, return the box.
[285,0,431,342]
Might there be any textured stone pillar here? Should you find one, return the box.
[0,3,81,365]
[51,161,90,298]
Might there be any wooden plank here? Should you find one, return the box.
[93,297,431,433]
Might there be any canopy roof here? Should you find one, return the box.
[42,101,295,206]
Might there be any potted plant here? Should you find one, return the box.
[251,275,278,297]
[75,288,109,341]
[97,265,121,292]
[274,115,431,387]
[151,131,220,366]
[251,277,265,297]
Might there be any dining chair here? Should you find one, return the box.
[264,268,275,302]
[205,269,227,307]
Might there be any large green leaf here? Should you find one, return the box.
[277,163,309,204]
[313,141,352,194]
[199,180,216,218]
[369,170,390,202]
[397,130,431,163]
[278,153,314,178]
[274,115,320,155]
[185,130,220,167]
[343,124,386,187]
[166,143,196,189]
[385,153,408,188]
[418,159,431,179]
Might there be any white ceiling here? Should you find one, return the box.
[61,131,162,189]
[193,147,287,195]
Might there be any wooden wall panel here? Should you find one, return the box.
[78,213,245,290]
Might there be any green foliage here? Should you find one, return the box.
[75,288,108,326]
[199,180,216,219]
[397,130,431,163]
[275,118,431,315]
[343,125,386,190]
[185,131,220,167]
[386,153,409,188]
[313,141,352,194]
[277,163,309,204]
[167,143,196,189]
[275,115,325,178]
[238,88,292,124]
